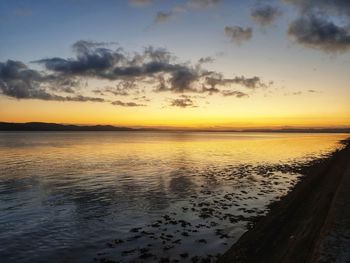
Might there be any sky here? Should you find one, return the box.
[0,0,349,129]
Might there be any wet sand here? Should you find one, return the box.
[217,138,350,263]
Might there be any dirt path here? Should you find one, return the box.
[217,139,350,263]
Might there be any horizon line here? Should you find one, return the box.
[1,121,350,133]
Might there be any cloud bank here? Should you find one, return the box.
[0,41,271,107]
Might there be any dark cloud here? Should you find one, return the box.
[205,75,270,90]
[36,40,208,94]
[103,87,129,96]
[288,15,350,53]
[112,100,146,107]
[64,95,105,102]
[285,0,350,53]
[168,67,199,93]
[230,76,270,89]
[102,81,137,96]
[0,60,104,102]
[1,41,271,105]
[201,86,220,94]
[133,95,150,102]
[35,40,125,77]
[35,41,180,81]
[45,76,81,93]
[224,26,253,44]
[143,46,172,63]
[221,90,249,98]
[155,76,168,92]
[170,96,197,108]
[198,56,214,64]
[0,60,49,100]
[0,60,41,82]
[72,40,118,53]
[153,5,188,24]
[284,0,350,17]
[251,4,282,26]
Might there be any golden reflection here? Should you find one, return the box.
[1,132,347,169]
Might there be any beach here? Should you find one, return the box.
[218,138,350,263]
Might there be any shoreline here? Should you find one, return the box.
[217,138,350,263]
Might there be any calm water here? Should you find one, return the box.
[0,132,347,263]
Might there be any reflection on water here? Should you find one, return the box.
[0,132,347,263]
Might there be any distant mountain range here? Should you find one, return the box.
[0,122,349,133]
[0,122,136,131]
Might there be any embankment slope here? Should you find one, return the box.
[218,140,350,263]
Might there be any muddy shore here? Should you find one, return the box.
[217,139,350,263]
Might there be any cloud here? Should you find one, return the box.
[133,95,150,102]
[284,89,320,96]
[45,75,82,93]
[205,75,270,90]
[169,96,197,108]
[288,15,350,53]
[65,95,105,102]
[231,76,271,89]
[251,4,282,27]
[35,40,125,77]
[35,41,199,94]
[284,0,350,18]
[224,26,253,44]
[112,100,146,107]
[153,5,188,24]
[198,56,214,64]
[168,67,199,93]
[0,60,104,102]
[0,60,50,100]
[201,86,220,94]
[0,41,271,105]
[152,0,221,25]
[221,90,249,98]
[285,0,350,53]
[35,41,184,82]
[155,11,174,23]
[101,81,137,96]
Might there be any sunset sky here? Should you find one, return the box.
[0,0,349,129]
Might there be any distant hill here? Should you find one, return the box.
[239,128,350,133]
[0,122,349,133]
[0,122,135,131]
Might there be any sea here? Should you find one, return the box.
[0,132,348,263]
